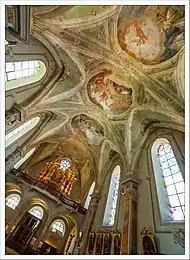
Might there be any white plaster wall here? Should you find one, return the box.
[156,233,185,255]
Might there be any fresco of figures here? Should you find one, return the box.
[71,114,104,146]
[118,6,185,65]
[87,70,133,116]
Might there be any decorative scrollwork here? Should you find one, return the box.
[172,227,185,248]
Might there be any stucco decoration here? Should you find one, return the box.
[118,6,184,65]
[87,70,133,116]
[172,227,185,248]
[72,114,104,146]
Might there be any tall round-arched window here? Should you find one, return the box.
[5,117,40,148]
[151,138,185,222]
[5,194,21,210]
[84,181,95,209]
[50,219,65,237]
[103,165,121,226]
[29,206,44,220]
[14,148,36,169]
[5,60,46,91]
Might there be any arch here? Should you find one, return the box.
[5,193,21,210]
[14,148,36,169]
[50,219,66,238]
[5,60,46,91]
[29,205,44,220]
[103,165,121,226]
[151,138,185,222]
[84,181,95,209]
[5,116,40,148]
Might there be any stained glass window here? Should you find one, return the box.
[5,117,40,148]
[60,159,71,171]
[29,206,44,220]
[51,220,65,237]
[103,166,120,226]
[5,194,20,210]
[5,61,41,82]
[158,141,185,221]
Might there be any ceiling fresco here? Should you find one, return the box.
[16,4,185,194]
[118,6,185,65]
[87,70,133,116]
[71,114,104,146]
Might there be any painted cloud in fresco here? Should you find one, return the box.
[72,114,104,146]
[118,6,185,65]
[87,70,133,116]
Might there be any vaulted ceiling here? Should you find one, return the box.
[25,5,185,196]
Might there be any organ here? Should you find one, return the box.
[37,158,77,196]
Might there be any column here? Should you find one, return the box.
[120,174,139,255]
[5,148,24,174]
[79,192,100,255]
[5,104,23,126]
[5,205,25,241]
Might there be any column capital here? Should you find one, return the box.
[120,175,139,201]
[15,147,24,157]
[89,192,101,208]
[120,173,140,186]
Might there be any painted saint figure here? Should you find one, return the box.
[88,70,133,116]
[118,5,185,64]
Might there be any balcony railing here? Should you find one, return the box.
[11,168,86,215]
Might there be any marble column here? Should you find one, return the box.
[79,192,100,255]
[120,175,139,255]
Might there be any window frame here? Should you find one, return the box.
[5,193,21,210]
[5,59,47,92]
[84,181,95,209]
[50,219,66,238]
[157,141,185,221]
[5,116,40,148]
[14,148,36,169]
[102,165,121,227]
[150,135,185,228]
[5,60,41,82]
[29,205,44,220]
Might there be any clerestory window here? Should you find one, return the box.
[103,165,120,227]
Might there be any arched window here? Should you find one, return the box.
[103,165,120,227]
[5,194,21,209]
[50,219,65,237]
[5,60,46,91]
[151,138,185,222]
[14,148,36,169]
[84,181,95,209]
[29,206,44,220]
[5,116,40,148]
